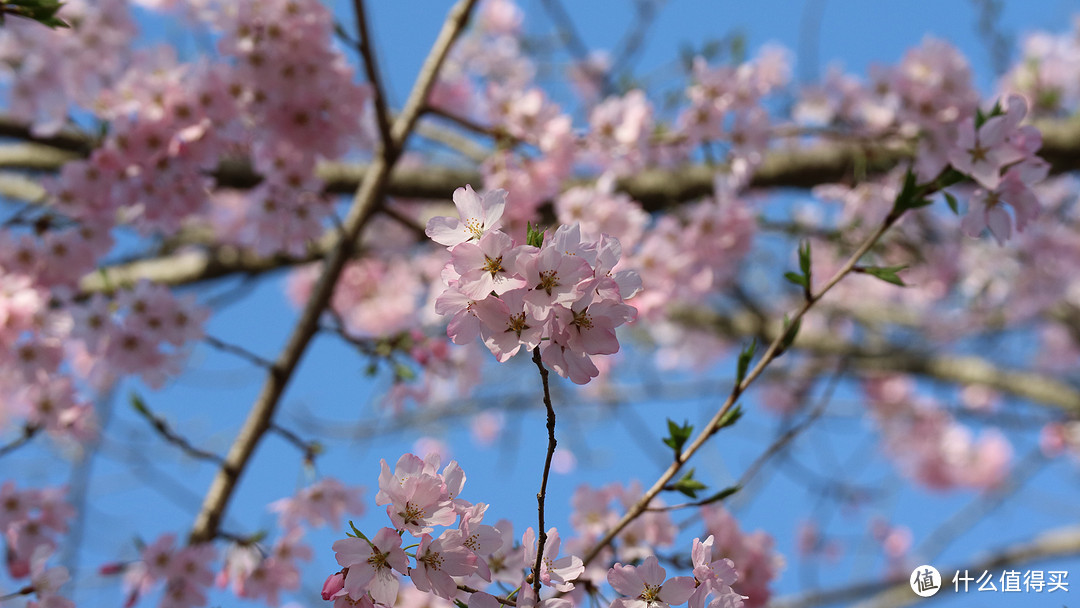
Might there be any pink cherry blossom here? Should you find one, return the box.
[608,555,696,608]
[427,185,508,247]
[522,527,584,592]
[332,527,410,605]
[411,532,477,598]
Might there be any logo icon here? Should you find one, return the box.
[910,565,941,597]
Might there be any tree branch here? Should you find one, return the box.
[530,347,558,595]
[675,307,1080,416]
[187,0,480,544]
[578,210,903,569]
[768,524,1080,608]
[352,0,394,154]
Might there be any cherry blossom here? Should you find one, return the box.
[427,186,508,247]
[607,555,696,608]
[332,527,410,605]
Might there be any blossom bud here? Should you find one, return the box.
[321,571,345,600]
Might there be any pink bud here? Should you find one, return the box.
[321,571,345,601]
[99,562,125,576]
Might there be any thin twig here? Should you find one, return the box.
[530,347,558,595]
[648,361,847,513]
[352,0,394,154]
[269,422,321,465]
[459,585,518,607]
[0,424,39,458]
[203,334,274,369]
[538,0,612,96]
[132,396,225,465]
[578,194,906,569]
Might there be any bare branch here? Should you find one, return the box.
[0,424,39,458]
[131,395,225,465]
[352,0,394,154]
[530,347,558,595]
[203,334,275,369]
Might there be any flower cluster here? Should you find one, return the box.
[120,534,216,608]
[66,281,209,389]
[427,185,641,384]
[700,506,783,608]
[946,95,1049,244]
[324,453,577,606]
[0,483,73,581]
[606,541,745,608]
[863,375,1011,491]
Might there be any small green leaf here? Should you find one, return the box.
[784,272,808,289]
[943,191,959,215]
[130,392,149,416]
[798,240,812,277]
[394,363,416,381]
[348,521,369,542]
[860,264,908,287]
[700,485,741,504]
[890,168,932,216]
[526,222,545,248]
[778,315,801,354]
[671,469,707,499]
[736,339,757,385]
[662,419,694,458]
[716,405,744,430]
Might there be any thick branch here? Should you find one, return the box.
[187,0,479,544]
[3,115,1077,206]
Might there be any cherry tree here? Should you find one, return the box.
[0,1,1079,608]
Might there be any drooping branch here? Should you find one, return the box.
[187,0,480,544]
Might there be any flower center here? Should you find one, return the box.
[538,270,559,295]
[465,218,485,240]
[483,255,505,277]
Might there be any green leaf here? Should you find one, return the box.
[736,339,757,385]
[778,315,801,354]
[716,405,744,430]
[700,484,741,504]
[943,191,960,215]
[130,392,149,416]
[662,419,693,457]
[798,240,812,278]
[394,362,416,381]
[890,168,932,216]
[784,272,808,289]
[860,264,908,287]
[526,222,545,248]
[671,469,707,499]
[348,521,370,542]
